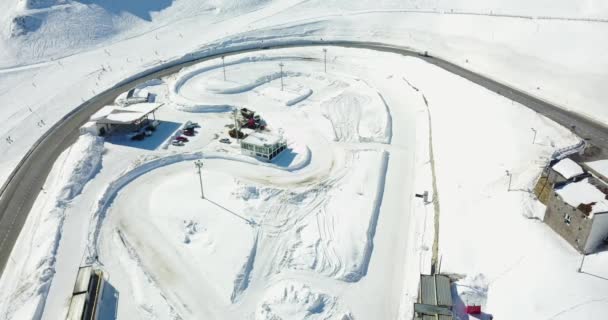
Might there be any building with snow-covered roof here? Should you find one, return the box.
[582,159,608,183]
[240,131,286,162]
[544,176,608,254]
[82,103,163,136]
[551,158,585,180]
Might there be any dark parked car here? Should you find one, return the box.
[183,130,195,137]
[130,133,145,141]
[175,136,189,142]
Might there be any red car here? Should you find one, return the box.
[175,136,189,142]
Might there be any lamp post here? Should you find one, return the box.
[531,128,537,144]
[279,62,284,91]
[323,48,327,73]
[506,170,512,191]
[222,56,226,81]
[195,160,205,199]
[233,108,240,143]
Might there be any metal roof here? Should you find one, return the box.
[419,274,453,307]
[66,293,87,320]
[420,275,437,305]
[73,266,92,294]
[435,275,453,307]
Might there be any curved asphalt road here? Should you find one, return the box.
[0,40,607,276]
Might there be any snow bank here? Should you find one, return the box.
[286,88,313,106]
[0,133,103,319]
[256,281,347,320]
[210,71,303,94]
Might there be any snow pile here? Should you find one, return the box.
[0,133,103,319]
[286,88,313,106]
[321,91,391,144]
[256,281,347,320]
[452,274,490,319]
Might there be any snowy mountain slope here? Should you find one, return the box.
[0,0,273,63]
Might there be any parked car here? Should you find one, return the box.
[219,138,231,144]
[184,121,200,129]
[130,133,145,141]
[183,130,194,137]
[172,140,184,146]
[175,136,189,142]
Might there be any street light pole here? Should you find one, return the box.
[222,56,226,81]
[506,170,512,191]
[195,160,205,199]
[279,62,284,91]
[233,108,240,143]
[323,48,327,73]
[531,128,537,144]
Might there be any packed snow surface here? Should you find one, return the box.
[0,1,608,319]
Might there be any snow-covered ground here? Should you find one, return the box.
[1,1,608,320]
[0,48,422,319]
[398,57,608,319]
[1,0,607,187]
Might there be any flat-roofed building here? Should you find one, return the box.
[81,103,163,136]
[240,131,287,162]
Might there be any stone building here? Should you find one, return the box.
[543,158,608,254]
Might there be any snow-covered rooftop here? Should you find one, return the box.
[90,105,117,121]
[552,158,585,179]
[585,160,608,180]
[93,103,162,124]
[241,131,282,147]
[556,178,608,217]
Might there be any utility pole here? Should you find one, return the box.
[195,160,205,199]
[323,48,327,73]
[279,62,284,91]
[578,254,586,273]
[531,128,537,144]
[506,170,512,191]
[233,108,241,143]
[222,56,226,81]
